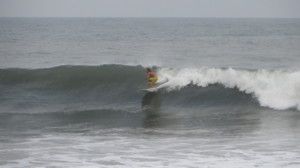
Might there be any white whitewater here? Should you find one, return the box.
[158,67,300,110]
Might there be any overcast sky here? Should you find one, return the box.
[1,0,300,18]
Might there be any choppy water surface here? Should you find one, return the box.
[0,18,300,167]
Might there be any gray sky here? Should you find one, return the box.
[1,0,300,18]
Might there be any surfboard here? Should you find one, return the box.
[141,78,169,92]
[141,86,159,92]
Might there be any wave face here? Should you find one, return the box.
[0,65,146,113]
[0,64,299,113]
[158,67,300,110]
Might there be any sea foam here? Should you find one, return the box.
[158,67,300,110]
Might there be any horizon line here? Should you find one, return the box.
[1,16,300,19]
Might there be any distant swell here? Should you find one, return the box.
[0,64,299,113]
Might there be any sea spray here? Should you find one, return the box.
[158,67,300,110]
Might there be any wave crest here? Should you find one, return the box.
[158,67,300,110]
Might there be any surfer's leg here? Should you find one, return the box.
[148,81,155,87]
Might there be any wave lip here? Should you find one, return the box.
[158,67,300,110]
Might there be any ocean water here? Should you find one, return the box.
[0,18,300,167]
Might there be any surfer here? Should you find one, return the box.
[146,68,158,87]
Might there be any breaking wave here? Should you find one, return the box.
[158,67,300,110]
[0,64,299,113]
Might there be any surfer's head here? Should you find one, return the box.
[146,68,152,72]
